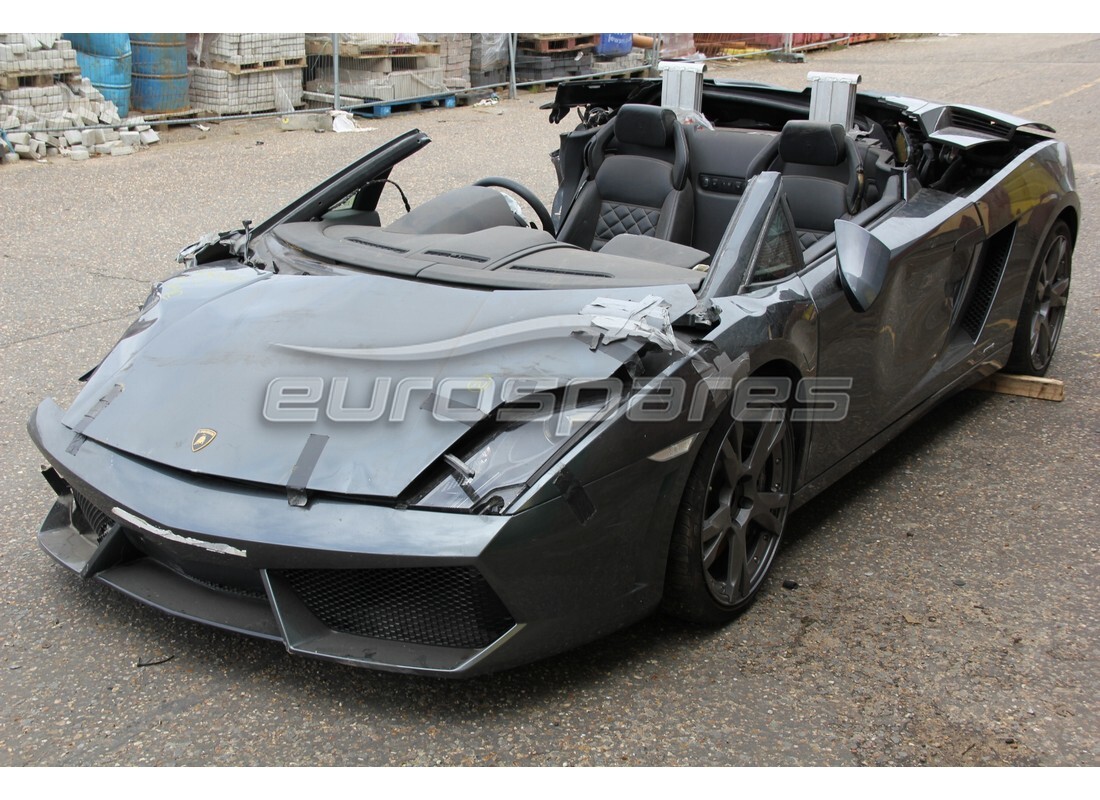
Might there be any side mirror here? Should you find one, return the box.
[835,219,891,312]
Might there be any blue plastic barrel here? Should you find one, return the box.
[64,32,131,58]
[129,34,190,114]
[70,34,132,117]
[595,33,634,57]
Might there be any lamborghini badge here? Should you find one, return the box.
[192,428,217,452]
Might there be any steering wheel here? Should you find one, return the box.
[473,177,555,232]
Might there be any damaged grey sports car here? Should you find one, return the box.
[29,72,1079,675]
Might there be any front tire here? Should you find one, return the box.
[1007,220,1073,376]
[662,404,794,625]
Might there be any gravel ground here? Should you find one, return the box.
[0,33,1096,767]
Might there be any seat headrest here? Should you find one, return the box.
[779,120,849,167]
[615,104,678,148]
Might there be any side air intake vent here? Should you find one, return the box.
[961,222,1016,340]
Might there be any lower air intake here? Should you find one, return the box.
[278,566,514,649]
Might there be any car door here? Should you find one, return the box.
[798,187,988,479]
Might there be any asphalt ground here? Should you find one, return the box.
[0,33,1096,768]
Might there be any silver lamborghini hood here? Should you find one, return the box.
[62,266,697,498]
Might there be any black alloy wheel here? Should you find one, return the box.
[663,403,795,624]
[1008,220,1073,375]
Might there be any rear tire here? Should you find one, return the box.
[662,403,794,625]
[1007,220,1072,376]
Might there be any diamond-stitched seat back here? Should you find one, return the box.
[556,104,693,252]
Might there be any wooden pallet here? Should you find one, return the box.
[0,68,80,90]
[518,33,598,53]
[350,92,456,118]
[305,39,440,58]
[209,56,306,75]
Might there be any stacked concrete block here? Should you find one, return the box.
[421,34,471,91]
[0,37,125,134]
[305,64,391,100]
[201,33,306,67]
[311,61,387,87]
[388,68,445,101]
[1,86,67,116]
[593,50,647,75]
[306,50,445,103]
[470,34,510,88]
[0,34,79,74]
[0,84,117,131]
[189,66,303,115]
[0,34,81,129]
[515,51,594,83]
[470,34,508,72]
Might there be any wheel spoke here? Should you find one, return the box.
[747,418,785,475]
[702,532,725,570]
[1039,259,1053,291]
[752,504,784,534]
[727,524,748,600]
[720,438,744,486]
[701,504,731,569]
[1047,236,1067,277]
[738,547,753,601]
[1049,277,1070,308]
[1035,316,1052,364]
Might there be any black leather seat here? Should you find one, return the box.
[771,120,863,248]
[556,104,693,252]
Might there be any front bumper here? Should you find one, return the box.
[29,399,681,676]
